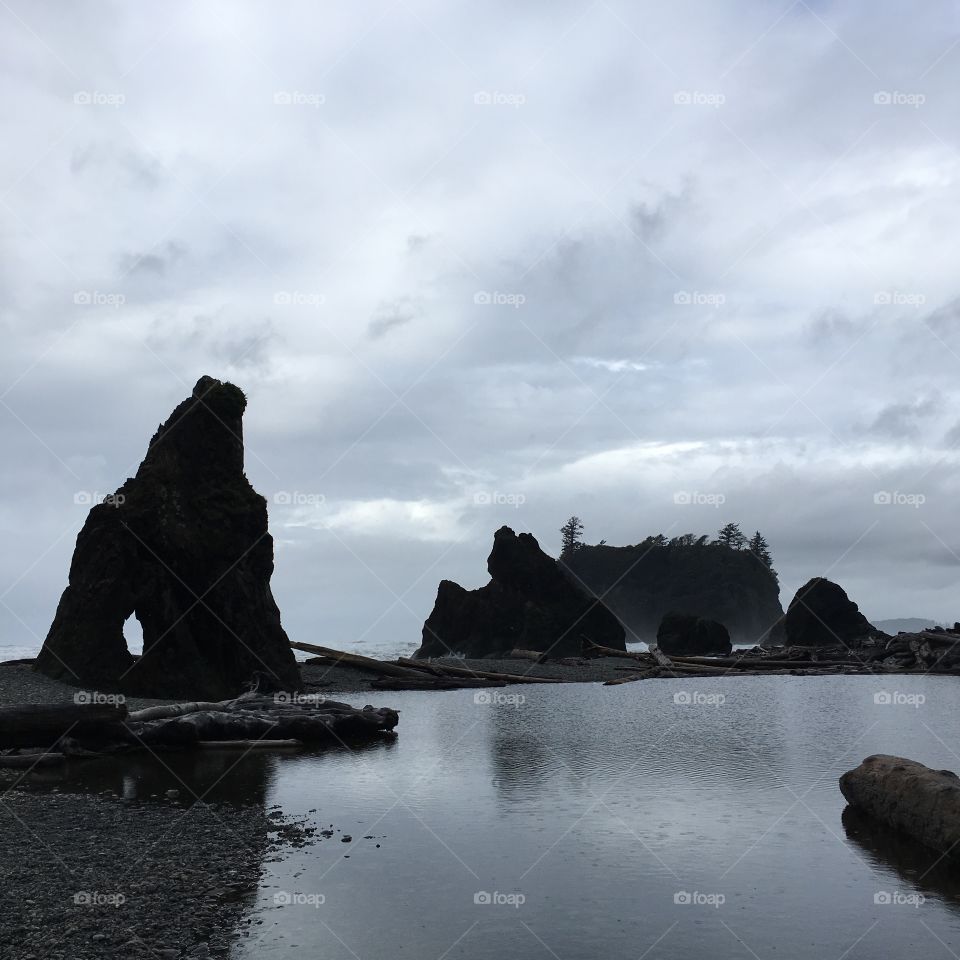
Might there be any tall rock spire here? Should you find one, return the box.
[35,376,302,699]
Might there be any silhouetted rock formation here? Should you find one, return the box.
[416,526,626,658]
[564,541,784,645]
[656,612,732,656]
[35,376,302,700]
[784,577,873,648]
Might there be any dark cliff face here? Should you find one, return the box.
[416,526,626,658]
[564,541,785,645]
[656,612,732,656]
[35,376,302,699]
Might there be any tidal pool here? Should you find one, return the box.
[229,674,960,959]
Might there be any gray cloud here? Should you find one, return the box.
[2,0,960,658]
[866,395,941,439]
[367,298,419,340]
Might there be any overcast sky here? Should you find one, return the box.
[2,0,959,657]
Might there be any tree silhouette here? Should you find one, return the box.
[716,522,746,550]
[748,530,773,568]
[559,516,585,559]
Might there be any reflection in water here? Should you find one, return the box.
[842,805,960,909]
[18,748,278,804]
[487,677,794,805]
[234,675,960,960]
[16,738,397,805]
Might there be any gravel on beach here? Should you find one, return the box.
[0,789,281,960]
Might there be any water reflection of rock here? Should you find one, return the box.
[842,805,960,908]
[19,739,396,804]
[20,747,277,804]
[484,683,793,804]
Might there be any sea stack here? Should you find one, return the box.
[35,376,302,699]
[784,577,874,647]
[416,526,626,658]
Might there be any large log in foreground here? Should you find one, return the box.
[0,703,128,749]
[840,755,960,858]
[0,696,399,760]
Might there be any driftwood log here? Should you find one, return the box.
[840,755,960,858]
[290,642,426,679]
[587,628,960,686]
[0,703,129,749]
[370,677,507,691]
[395,657,565,685]
[292,642,569,688]
[581,637,651,662]
[0,695,399,764]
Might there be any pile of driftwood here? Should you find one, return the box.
[584,628,960,686]
[291,641,569,689]
[0,692,399,768]
[290,629,960,691]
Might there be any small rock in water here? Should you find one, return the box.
[341,835,352,842]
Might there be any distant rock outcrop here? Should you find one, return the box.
[784,577,874,648]
[871,617,938,636]
[656,612,732,656]
[416,526,626,658]
[564,541,784,645]
[35,376,302,700]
